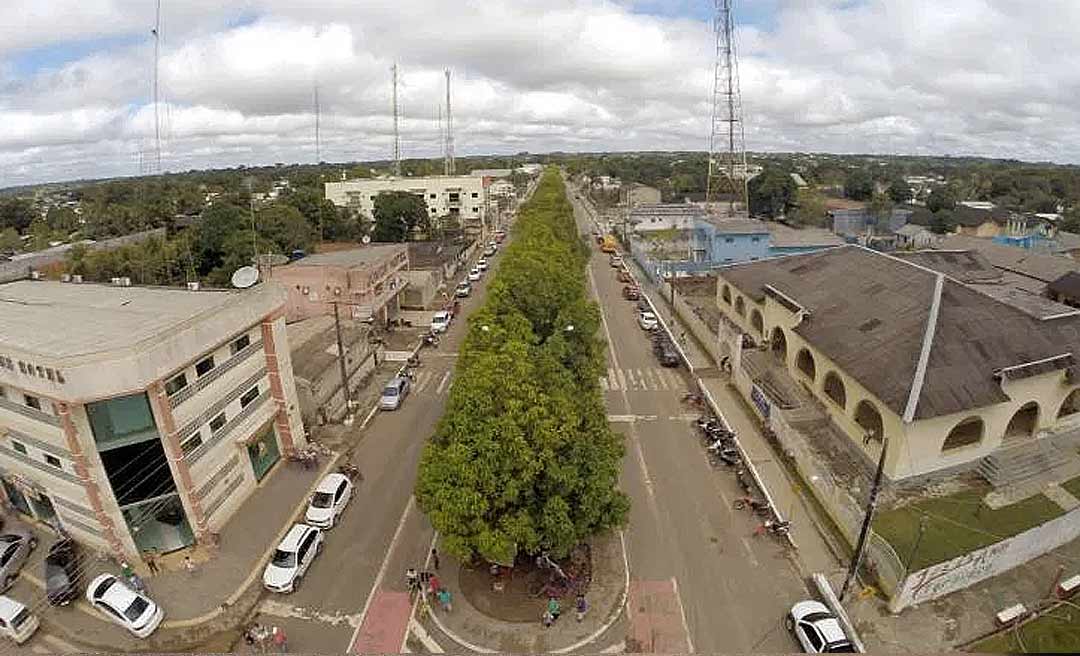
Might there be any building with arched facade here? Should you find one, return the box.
[715,245,1080,481]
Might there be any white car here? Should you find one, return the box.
[263,524,324,593]
[787,601,855,653]
[638,311,658,331]
[304,473,354,529]
[430,311,452,334]
[86,574,164,638]
[477,258,488,272]
[468,267,482,282]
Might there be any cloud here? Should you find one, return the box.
[3,0,1080,186]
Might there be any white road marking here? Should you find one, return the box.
[645,368,662,390]
[655,369,670,390]
[360,402,380,428]
[739,536,761,567]
[671,576,696,653]
[599,376,610,391]
[435,371,452,394]
[258,599,361,627]
[401,531,441,652]
[346,496,417,651]
[414,371,434,392]
[409,618,445,653]
[600,641,627,654]
[616,367,627,391]
[608,367,618,389]
[607,414,637,423]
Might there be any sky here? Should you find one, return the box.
[2,0,1080,187]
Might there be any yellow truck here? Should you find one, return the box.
[601,234,617,253]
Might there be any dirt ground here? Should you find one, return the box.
[458,545,593,623]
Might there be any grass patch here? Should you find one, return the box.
[1062,474,1080,500]
[872,485,1065,571]
[970,606,1080,653]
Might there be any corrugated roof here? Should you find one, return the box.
[721,246,1080,420]
[1048,271,1080,299]
[937,234,1078,283]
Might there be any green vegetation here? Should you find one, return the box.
[415,170,629,565]
[372,191,430,242]
[748,167,797,218]
[873,486,1065,571]
[1062,474,1080,500]
[972,606,1080,653]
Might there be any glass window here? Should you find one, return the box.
[56,371,65,384]
[86,393,159,450]
[23,395,41,411]
[44,454,61,469]
[17,362,26,374]
[195,356,215,377]
[11,441,26,455]
[209,413,227,434]
[471,192,478,198]
[165,373,188,396]
[45,368,55,381]
[240,387,260,408]
[231,334,251,355]
[725,237,734,243]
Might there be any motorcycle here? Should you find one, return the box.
[734,496,771,515]
[423,332,440,347]
[337,462,363,482]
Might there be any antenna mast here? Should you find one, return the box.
[706,0,747,215]
[444,69,455,176]
[391,63,402,176]
[151,0,162,174]
[314,83,321,164]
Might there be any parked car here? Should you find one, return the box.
[304,473,354,529]
[263,524,324,594]
[609,255,623,268]
[0,527,36,592]
[476,258,488,272]
[380,376,411,411]
[617,269,632,283]
[638,311,658,331]
[0,596,38,644]
[430,311,452,334]
[622,285,640,300]
[467,267,482,282]
[654,340,681,367]
[86,574,163,638]
[786,601,855,653]
[44,538,80,606]
[495,231,506,243]
[455,281,472,298]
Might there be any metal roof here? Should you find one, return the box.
[288,245,406,269]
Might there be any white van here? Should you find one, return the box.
[0,596,38,644]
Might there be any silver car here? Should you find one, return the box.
[380,376,411,411]
[0,526,37,592]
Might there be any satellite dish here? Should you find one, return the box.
[361,234,371,245]
[231,266,260,289]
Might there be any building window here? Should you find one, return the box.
[180,433,203,455]
[725,237,734,243]
[472,207,479,212]
[23,395,41,411]
[56,371,65,384]
[86,393,159,449]
[471,192,479,198]
[44,454,62,469]
[231,334,251,355]
[429,193,436,199]
[165,373,188,397]
[17,362,26,374]
[45,368,55,382]
[11,441,26,455]
[751,237,761,243]
[209,413,227,434]
[942,417,984,451]
[240,387,260,408]
[195,356,215,378]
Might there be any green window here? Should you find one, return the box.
[86,393,160,451]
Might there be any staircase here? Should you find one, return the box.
[977,438,1080,489]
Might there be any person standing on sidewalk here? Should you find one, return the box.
[541,610,554,629]
[575,594,588,622]
[437,588,452,612]
[145,551,160,575]
[431,547,440,571]
[272,626,288,653]
[547,597,561,622]
[405,567,419,595]
[183,555,196,574]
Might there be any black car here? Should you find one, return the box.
[44,538,80,606]
[653,340,681,367]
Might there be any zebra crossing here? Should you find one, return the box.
[410,369,453,395]
[598,366,684,392]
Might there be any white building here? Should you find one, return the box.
[325,176,488,234]
[0,280,305,564]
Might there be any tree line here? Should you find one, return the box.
[415,170,629,565]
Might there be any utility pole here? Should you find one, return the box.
[840,437,889,602]
[391,63,402,177]
[332,302,354,424]
[151,0,162,174]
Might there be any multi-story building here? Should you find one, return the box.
[0,280,305,562]
[325,176,488,235]
[268,245,410,324]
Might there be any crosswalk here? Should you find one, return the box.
[599,367,684,392]
[410,369,453,395]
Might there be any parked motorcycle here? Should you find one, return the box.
[337,462,363,482]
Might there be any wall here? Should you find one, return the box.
[400,269,439,309]
[669,288,727,367]
[890,503,1080,611]
[708,230,771,264]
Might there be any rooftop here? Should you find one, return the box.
[706,218,769,234]
[0,280,281,359]
[287,244,406,269]
[720,246,1080,421]
[1048,271,1080,300]
[937,234,1079,284]
[768,223,846,248]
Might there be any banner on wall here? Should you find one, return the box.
[751,384,771,418]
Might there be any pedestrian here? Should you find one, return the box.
[183,555,196,574]
[437,588,453,613]
[145,551,160,575]
[428,574,442,599]
[405,568,419,594]
[575,594,588,622]
[431,547,440,571]
[547,596,561,622]
[272,625,288,653]
[120,561,133,578]
[541,610,554,629]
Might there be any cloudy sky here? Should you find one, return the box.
[2,0,1079,187]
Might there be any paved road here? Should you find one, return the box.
[567,188,812,653]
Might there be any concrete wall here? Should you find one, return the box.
[890,504,1080,612]
[400,269,440,309]
[325,176,487,228]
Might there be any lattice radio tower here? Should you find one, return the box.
[705,0,748,215]
[444,69,456,176]
[391,63,402,176]
[150,0,163,174]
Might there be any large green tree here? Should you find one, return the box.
[886,175,913,204]
[0,197,34,233]
[844,168,875,201]
[372,191,429,242]
[748,167,797,218]
[927,185,958,213]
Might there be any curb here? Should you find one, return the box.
[424,530,630,654]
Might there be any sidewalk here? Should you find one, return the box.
[422,531,627,653]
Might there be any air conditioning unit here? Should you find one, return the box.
[186,281,201,291]
[71,274,83,283]
[60,274,71,282]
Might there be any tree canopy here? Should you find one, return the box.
[372,191,429,242]
[748,167,797,218]
[844,169,875,201]
[415,170,629,564]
